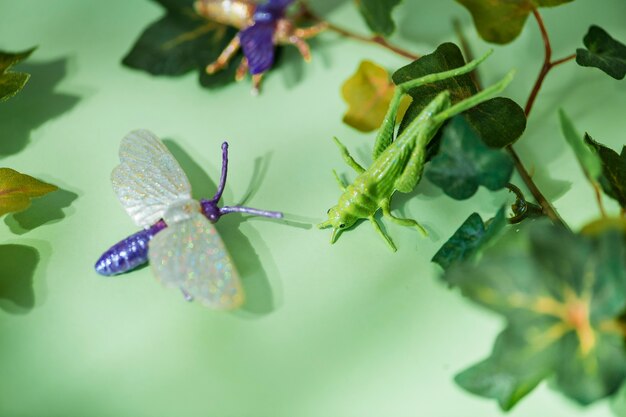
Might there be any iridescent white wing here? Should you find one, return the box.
[148,212,244,310]
[111,129,192,228]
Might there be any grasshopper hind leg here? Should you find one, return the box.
[381,199,428,237]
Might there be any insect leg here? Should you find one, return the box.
[181,288,194,302]
[368,216,397,252]
[394,133,428,193]
[332,169,347,191]
[206,35,241,74]
[294,22,328,39]
[332,137,365,174]
[381,199,427,236]
[235,58,249,81]
[289,36,312,62]
[210,142,229,203]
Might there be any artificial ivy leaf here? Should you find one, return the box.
[0,48,36,102]
[449,223,626,409]
[354,0,402,37]
[432,207,507,271]
[455,0,574,45]
[559,110,602,181]
[576,25,626,80]
[426,116,514,199]
[393,43,526,148]
[585,134,626,208]
[122,0,240,88]
[341,60,409,132]
[0,168,57,217]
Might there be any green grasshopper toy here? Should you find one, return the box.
[319,50,515,251]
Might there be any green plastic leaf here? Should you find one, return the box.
[393,43,526,148]
[122,0,240,88]
[341,60,409,132]
[354,0,402,37]
[450,223,626,410]
[426,116,514,199]
[455,0,574,45]
[432,207,507,271]
[576,25,626,80]
[559,110,602,180]
[585,134,626,208]
[0,48,36,102]
[0,168,58,217]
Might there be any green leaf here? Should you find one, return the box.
[559,110,603,180]
[393,43,526,148]
[455,0,574,45]
[576,25,626,80]
[585,134,626,208]
[122,0,240,88]
[425,116,514,199]
[450,223,626,409]
[354,0,402,37]
[432,207,507,271]
[0,168,58,217]
[341,60,409,132]
[0,48,36,102]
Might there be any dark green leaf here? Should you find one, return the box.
[426,116,514,199]
[393,43,526,148]
[0,48,36,102]
[450,223,626,409]
[576,25,626,80]
[354,0,402,37]
[585,134,626,208]
[454,0,574,45]
[122,1,240,88]
[432,207,507,271]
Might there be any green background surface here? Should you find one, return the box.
[1,1,625,416]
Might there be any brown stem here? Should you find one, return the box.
[592,181,608,218]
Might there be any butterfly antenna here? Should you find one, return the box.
[211,141,229,203]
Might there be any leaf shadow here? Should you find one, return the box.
[163,138,279,316]
[0,58,80,156]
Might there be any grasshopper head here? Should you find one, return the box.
[318,206,358,244]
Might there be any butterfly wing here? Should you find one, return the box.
[111,129,192,228]
[240,22,276,75]
[148,212,244,310]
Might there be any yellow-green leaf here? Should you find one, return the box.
[341,60,409,132]
[0,168,58,217]
[0,48,36,102]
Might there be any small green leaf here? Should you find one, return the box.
[576,25,626,80]
[393,43,526,148]
[559,110,603,180]
[0,168,58,217]
[122,0,240,88]
[354,0,402,37]
[0,48,36,102]
[450,223,626,409]
[455,0,574,45]
[426,116,514,199]
[341,60,409,132]
[585,134,626,208]
[432,207,507,271]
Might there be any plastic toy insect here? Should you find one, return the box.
[194,0,327,93]
[95,129,283,309]
[318,51,515,251]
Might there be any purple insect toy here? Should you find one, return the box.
[194,0,327,93]
[95,129,282,310]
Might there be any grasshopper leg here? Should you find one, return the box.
[332,136,365,174]
[381,199,428,237]
[332,169,347,191]
[368,216,397,252]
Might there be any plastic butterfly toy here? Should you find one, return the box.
[194,0,327,93]
[95,129,283,310]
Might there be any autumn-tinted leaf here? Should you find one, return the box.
[559,110,602,180]
[122,0,240,88]
[393,43,526,148]
[432,207,507,271]
[585,134,626,208]
[449,223,626,409]
[354,0,402,37]
[455,0,574,45]
[0,168,57,217]
[341,60,409,132]
[426,116,514,199]
[576,25,626,80]
[0,48,36,102]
